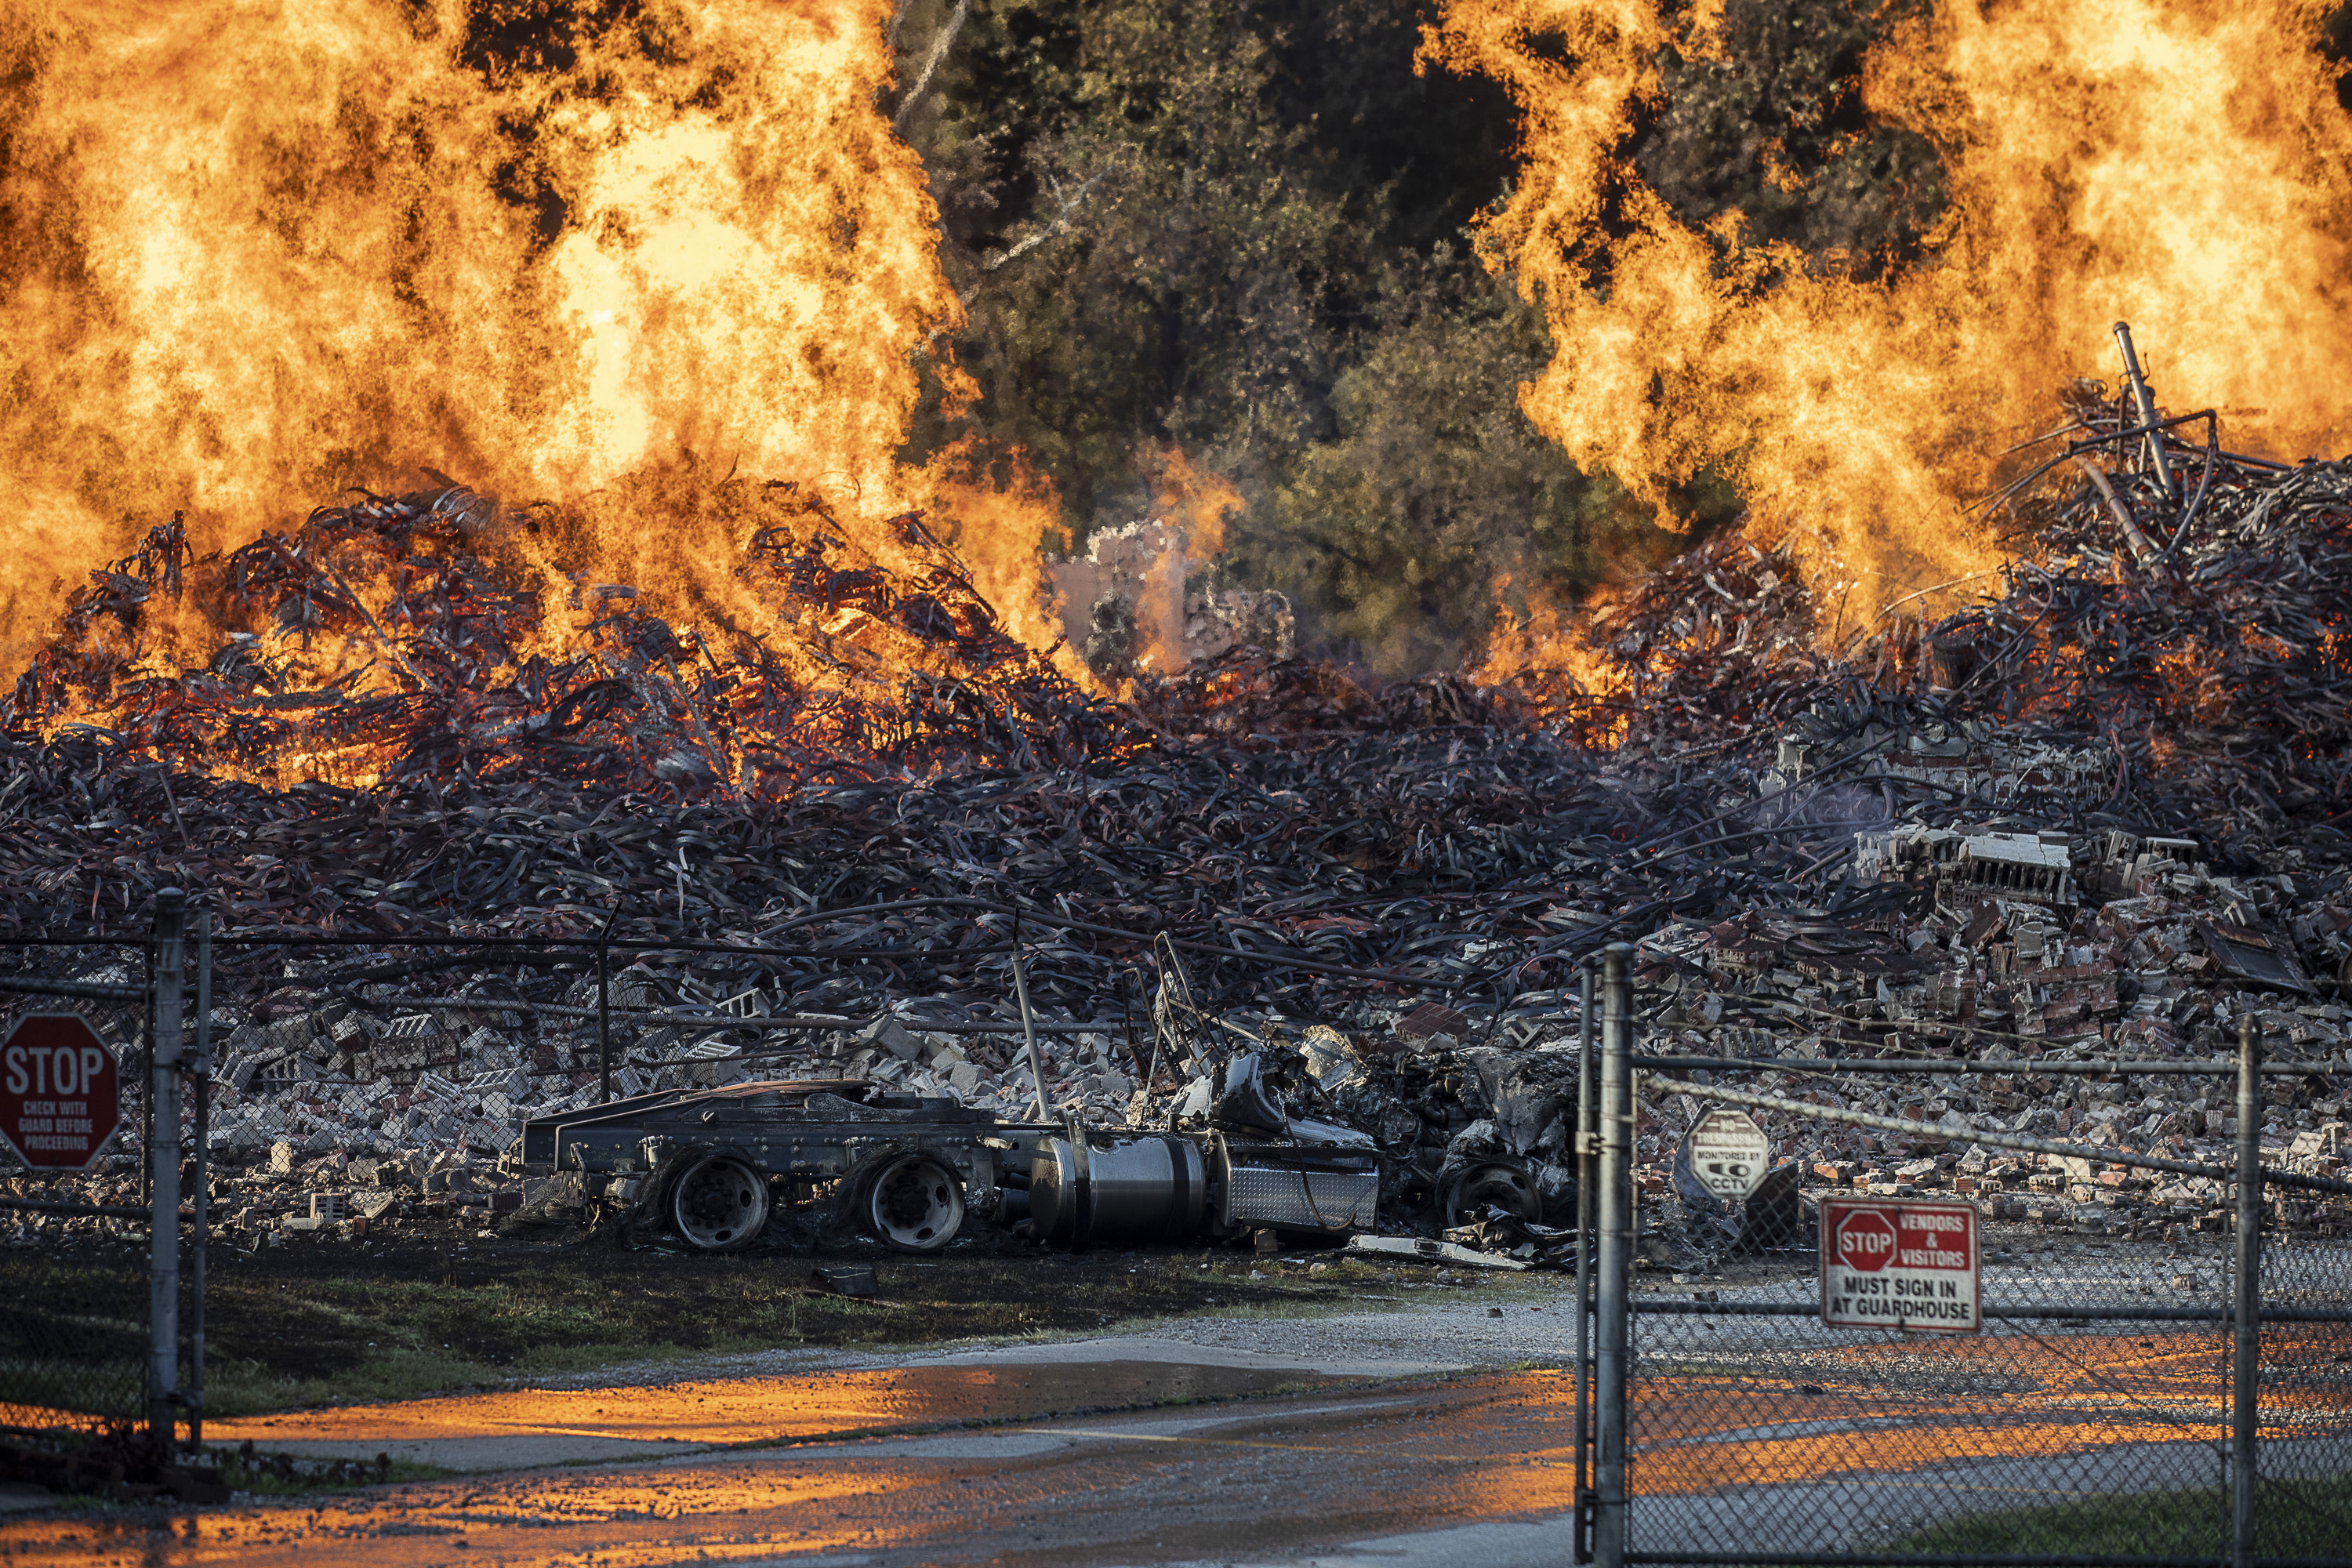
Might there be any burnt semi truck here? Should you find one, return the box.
[514,1053,1387,1253]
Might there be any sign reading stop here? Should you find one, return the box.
[1820,1196,1980,1333]
[1833,1207,1900,1272]
[0,1014,122,1171]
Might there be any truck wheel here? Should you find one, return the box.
[865,1152,964,1253]
[668,1153,771,1252]
[1442,1162,1540,1228]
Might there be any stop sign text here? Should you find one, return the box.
[1820,1196,1980,1333]
[0,1014,122,1171]
[1833,1209,1899,1272]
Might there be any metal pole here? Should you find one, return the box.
[2232,1012,2259,1568]
[2112,321,2179,502]
[139,937,154,1210]
[1594,943,1635,1568]
[597,934,613,1104]
[188,904,210,1450]
[147,888,185,1452]
[1573,954,1598,1563]
[1010,912,1049,1120]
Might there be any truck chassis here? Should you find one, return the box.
[517,1075,1381,1253]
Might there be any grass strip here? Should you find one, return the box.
[1886,1475,2349,1558]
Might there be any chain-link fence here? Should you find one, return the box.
[2249,1235,2352,1564]
[1618,1251,2351,1563]
[0,910,1041,1456]
[0,1248,150,1435]
[0,912,190,1461]
[1570,945,2352,1568]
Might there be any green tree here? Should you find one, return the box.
[1248,249,1693,673]
[892,0,1847,673]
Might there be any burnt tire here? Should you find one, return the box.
[666,1152,770,1252]
[863,1152,965,1254]
[1440,1162,1540,1228]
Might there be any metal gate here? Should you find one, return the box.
[1570,945,2352,1567]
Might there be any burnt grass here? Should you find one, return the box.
[188,1218,1399,1413]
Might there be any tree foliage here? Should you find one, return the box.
[894,0,1943,673]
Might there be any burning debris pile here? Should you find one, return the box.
[9,477,1118,795]
[1528,371,2352,808]
[4,359,2352,1258]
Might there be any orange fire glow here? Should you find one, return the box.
[0,0,1077,774]
[1469,575,1631,740]
[1134,447,1246,676]
[1428,0,2352,619]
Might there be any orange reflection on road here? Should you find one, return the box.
[1632,1417,2219,1494]
[1439,1327,2346,1504]
[210,1359,1314,1448]
[1624,1328,2238,1494]
[0,1462,909,1567]
[2,1355,2331,1568]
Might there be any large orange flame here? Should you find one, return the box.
[1428,0,2352,617]
[0,0,1075,729]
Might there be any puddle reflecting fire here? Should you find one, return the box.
[209,1359,1341,1447]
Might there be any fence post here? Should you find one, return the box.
[1594,942,1635,1568]
[147,887,185,1452]
[597,932,613,1104]
[2232,1013,2259,1568]
[1011,911,1050,1120]
[1573,954,1597,1564]
[188,903,210,1450]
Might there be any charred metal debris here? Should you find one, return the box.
[3,343,2352,1261]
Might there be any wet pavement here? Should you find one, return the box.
[2,1335,2314,1566]
[205,1355,1363,1472]
[0,1372,1581,1567]
[3,1275,2339,1566]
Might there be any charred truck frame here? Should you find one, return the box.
[515,1054,1385,1253]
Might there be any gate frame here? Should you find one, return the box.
[0,888,205,1455]
[1574,942,2352,1568]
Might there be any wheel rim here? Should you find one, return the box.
[867,1154,964,1250]
[670,1155,769,1250]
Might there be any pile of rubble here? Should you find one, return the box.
[193,988,1162,1167]
[105,801,2352,1252]
[9,477,1120,795]
[1621,822,2351,1246]
[4,358,2352,1256]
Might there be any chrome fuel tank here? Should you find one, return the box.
[1029,1131,1207,1246]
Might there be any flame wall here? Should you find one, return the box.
[1430,0,2352,616]
[0,0,1061,684]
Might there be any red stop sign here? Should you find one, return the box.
[0,1014,122,1171]
[1834,1208,1899,1273]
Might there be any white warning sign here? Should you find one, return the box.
[1682,1107,1773,1200]
[1820,1197,1980,1333]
